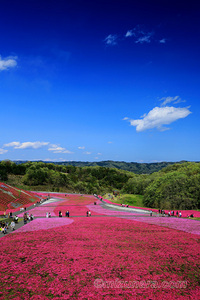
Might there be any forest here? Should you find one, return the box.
[0,160,200,210]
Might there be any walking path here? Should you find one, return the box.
[100,200,151,214]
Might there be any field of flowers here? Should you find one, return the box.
[88,202,200,235]
[15,218,74,233]
[0,194,200,299]
[100,196,200,218]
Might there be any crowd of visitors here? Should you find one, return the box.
[158,209,184,217]
[57,210,92,217]
[0,221,8,234]
[23,212,34,224]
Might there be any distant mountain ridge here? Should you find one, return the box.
[13,160,190,174]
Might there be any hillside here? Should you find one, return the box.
[1,160,200,210]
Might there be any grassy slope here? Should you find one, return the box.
[104,193,144,207]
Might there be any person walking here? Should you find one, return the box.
[24,213,28,225]
[10,221,15,231]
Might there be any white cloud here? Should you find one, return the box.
[3,142,21,148]
[0,55,18,71]
[135,34,152,44]
[104,34,118,46]
[84,151,91,155]
[125,30,135,38]
[16,142,48,149]
[122,117,129,120]
[3,141,49,149]
[0,148,8,154]
[78,146,85,150]
[159,38,166,43]
[48,145,73,154]
[129,106,191,132]
[108,141,113,144]
[97,153,102,155]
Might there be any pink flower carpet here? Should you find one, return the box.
[0,194,199,299]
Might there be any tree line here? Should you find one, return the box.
[13,159,184,174]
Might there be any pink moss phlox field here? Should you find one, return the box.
[53,194,99,216]
[0,216,199,299]
[88,202,200,235]
[123,216,200,236]
[17,200,67,217]
[15,218,74,233]
[100,196,200,218]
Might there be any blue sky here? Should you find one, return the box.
[0,0,200,163]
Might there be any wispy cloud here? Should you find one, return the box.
[106,25,167,48]
[129,106,191,132]
[108,141,113,144]
[160,96,186,106]
[78,146,85,150]
[48,144,73,154]
[3,142,20,148]
[0,148,8,154]
[106,25,165,47]
[125,29,136,38]
[0,55,18,71]
[4,141,49,149]
[43,158,69,162]
[135,33,153,44]
[84,151,92,155]
[104,34,118,46]
[125,25,154,44]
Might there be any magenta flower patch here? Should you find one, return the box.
[123,215,200,236]
[15,217,74,233]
